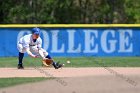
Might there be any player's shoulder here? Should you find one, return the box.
[38,37,42,41]
[36,37,42,44]
[23,34,32,41]
[23,34,31,39]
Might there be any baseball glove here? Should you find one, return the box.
[42,58,53,67]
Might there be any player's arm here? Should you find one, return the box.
[37,38,46,59]
[26,48,38,58]
[23,37,38,58]
[37,38,42,50]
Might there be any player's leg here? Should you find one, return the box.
[17,43,26,69]
[18,52,24,69]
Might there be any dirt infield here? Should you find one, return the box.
[0,67,140,78]
[0,67,140,93]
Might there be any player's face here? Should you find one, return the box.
[32,34,39,39]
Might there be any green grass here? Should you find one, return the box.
[0,57,139,88]
[0,77,48,88]
[0,57,140,67]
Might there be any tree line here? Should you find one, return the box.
[0,0,140,24]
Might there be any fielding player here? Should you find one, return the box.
[17,27,63,69]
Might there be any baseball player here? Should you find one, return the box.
[17,27,63,69]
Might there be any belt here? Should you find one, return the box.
[29,44,36,46]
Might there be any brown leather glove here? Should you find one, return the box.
[42,58,53,67]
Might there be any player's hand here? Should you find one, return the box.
[34,55,39,58]
[42,58,54,62]
[31,55,39,58]
[42,58,48,60]
[42,58,53,67]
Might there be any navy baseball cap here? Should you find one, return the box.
[32,27,40,35]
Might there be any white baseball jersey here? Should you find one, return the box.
[18,34,42,49]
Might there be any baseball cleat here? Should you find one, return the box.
[57,64,63,69]
[52,62,63,69]
[55,62,63,69]
[17,64,24,69]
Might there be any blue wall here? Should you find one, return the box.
[0,28,140,57]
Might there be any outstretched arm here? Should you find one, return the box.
[26,48,38,58]
[38,49,46,59]
[37,38,45,59]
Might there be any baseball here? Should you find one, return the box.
[67,60,71,64]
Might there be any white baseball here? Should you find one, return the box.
[67,60,71,64]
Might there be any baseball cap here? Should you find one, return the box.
[32,27,41,35]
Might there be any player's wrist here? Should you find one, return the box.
[30,54,37,58]
[42,57,47,60]
[34,55,39,58]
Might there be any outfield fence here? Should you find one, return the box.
[0,24,140,57]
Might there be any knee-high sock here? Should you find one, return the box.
[18,52,24,65]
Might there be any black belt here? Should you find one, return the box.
[29,44,36,46]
